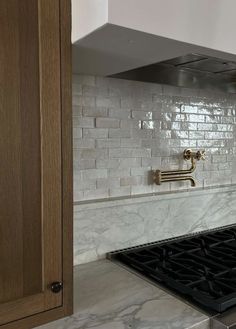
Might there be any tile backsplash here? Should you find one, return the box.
[73,74,236,202]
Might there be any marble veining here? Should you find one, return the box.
[37,260,210,329]
[74,186,236,265]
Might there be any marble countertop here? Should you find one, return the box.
[37,259,210,329]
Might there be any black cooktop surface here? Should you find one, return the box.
[109,227,236,313]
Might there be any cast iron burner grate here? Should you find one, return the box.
[109,227,236,313]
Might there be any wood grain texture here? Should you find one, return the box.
[0,294,44,326]
[0,307,65,329]
[0,0,24,303]
[0,0,43,304]
[38,0,62,310]
[0,0,72,326]
[19,0,42,297]
[60,0,74,316]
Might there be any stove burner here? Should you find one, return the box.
[110,227,236,313]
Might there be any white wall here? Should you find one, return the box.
[73,0,236,56]
[72,0,108,42]
[108,0,236,55]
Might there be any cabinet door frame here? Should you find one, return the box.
[0,0,73,327]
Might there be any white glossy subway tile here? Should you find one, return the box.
[96,118,120,128]
[83,106,108,118]
[73,74,236,201]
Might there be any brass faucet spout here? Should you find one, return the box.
[152,149,205,187]
[161,157,196,176]
[161,175,196,187]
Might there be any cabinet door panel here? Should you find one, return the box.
[0,0,62,325]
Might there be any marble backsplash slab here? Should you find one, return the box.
[74,185,236,265]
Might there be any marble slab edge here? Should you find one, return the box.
[74,184,236,211]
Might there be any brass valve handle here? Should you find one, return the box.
[183,149,205,161]
[196,150,206,161]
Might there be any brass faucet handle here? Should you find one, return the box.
[183,149,205,161]
[183,148,193,161]
[196,150,206,161]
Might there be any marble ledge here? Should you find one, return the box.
[74,185,236,265]
[75,184,236,211]
[37,260,210,329]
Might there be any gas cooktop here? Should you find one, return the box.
[109,226,236,313]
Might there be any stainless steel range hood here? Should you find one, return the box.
[110,53,236,94]
[73,20,236,94]
[73,1,236,94]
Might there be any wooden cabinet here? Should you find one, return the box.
[0,0,73,328]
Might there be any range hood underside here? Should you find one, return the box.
[110,53,236,94]
[73,24,236,94]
